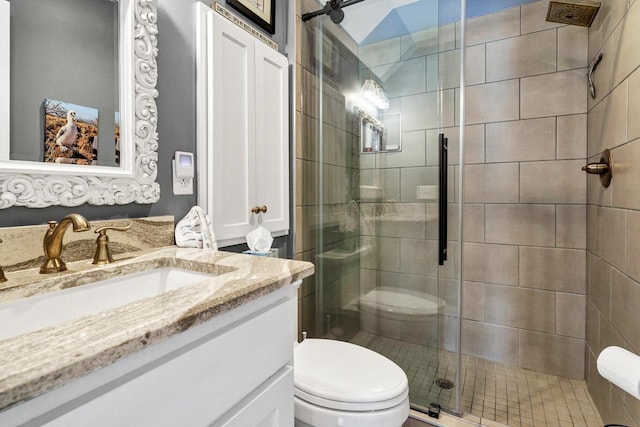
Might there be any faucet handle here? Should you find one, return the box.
[95,225,132,234]
[92,224,132,265]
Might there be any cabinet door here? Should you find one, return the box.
[217,367,294,427]
[210,13,257,242]
[254,42,289,236]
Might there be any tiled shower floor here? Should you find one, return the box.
[350,332,603,427]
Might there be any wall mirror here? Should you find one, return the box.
[0,0,159,209]
[359,110,402,154]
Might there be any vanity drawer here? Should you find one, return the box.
[50,296,295,426]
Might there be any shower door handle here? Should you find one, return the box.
[439,133,448,266]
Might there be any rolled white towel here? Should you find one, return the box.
[597,346,640,400]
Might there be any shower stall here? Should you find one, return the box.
[296,0,598,423]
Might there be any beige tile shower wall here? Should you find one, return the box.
[457,1,589,379]
[353,0,588,380]
[297,0,591,379]
[586,1,640,425]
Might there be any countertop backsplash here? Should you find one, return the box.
[0,216,175,272]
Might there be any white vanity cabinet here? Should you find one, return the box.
[0,282,299,427]
[197,5,290,247]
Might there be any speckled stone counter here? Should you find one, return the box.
[0,247,314,411]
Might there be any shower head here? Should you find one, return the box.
[546,0,601,27]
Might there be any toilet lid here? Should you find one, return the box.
[294,339,408,411]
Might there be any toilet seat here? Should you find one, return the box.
[294,339,409,412]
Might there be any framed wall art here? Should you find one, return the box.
[227,0,275,34]
[43,99,98,165]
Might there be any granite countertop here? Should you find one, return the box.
[0,247,314,411]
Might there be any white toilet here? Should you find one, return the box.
[294,338,410,427]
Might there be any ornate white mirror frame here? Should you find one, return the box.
[0,0,159,209]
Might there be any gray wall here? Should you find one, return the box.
[0,0,290,244]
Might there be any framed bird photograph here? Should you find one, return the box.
[43,99,99,165]
[227,0,275,34]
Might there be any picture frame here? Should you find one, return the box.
[226,0,275,34]
[43,99,99,165]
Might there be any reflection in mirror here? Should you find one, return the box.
[356,78,401,154]
[382,112,401,151]
[9,0,119,167]
[360,110,384,153]
[0,0,159,209]
[359,110,402,154]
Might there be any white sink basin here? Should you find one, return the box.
[0,267,216,341]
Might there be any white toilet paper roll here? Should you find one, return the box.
[597,346,640,400]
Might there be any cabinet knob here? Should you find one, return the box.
[251,206,268,214]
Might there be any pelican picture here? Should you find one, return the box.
[43,99,99,165]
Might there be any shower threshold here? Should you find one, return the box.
[404,408,503,427]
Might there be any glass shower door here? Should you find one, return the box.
[301,0,463,416]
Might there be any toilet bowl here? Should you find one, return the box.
[294,338,409,427]
[360,287,444,346]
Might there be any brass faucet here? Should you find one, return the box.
[40,214,91,274]
[0,238,6,283]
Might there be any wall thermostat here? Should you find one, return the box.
[172,151,194,195]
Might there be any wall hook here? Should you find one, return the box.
[588,53,603,99]
[582,148,612,188]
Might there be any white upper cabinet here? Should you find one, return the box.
[254,41,290,236]
[197,6,289,247]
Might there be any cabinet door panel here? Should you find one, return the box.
[211,14,256,241]
[198,8,289,247]
[217,367,294,427]
[254,43,289,235]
